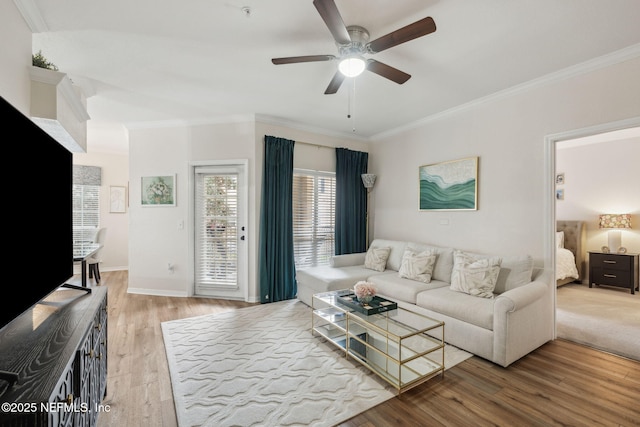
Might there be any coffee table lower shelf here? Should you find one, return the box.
[312,292,445,394]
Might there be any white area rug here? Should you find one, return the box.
[162,299,472,427]
[556,284,640,361]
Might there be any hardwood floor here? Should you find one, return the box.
[85,271,640,427]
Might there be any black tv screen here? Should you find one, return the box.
[0,96,73,332]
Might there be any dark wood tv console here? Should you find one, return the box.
[0,286,107,427]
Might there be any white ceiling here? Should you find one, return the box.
[22,0,640,152]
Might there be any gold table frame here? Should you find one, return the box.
[311,290,445,394]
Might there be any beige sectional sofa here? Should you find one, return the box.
[296,239,554,367]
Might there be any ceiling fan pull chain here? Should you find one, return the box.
[351,79,356,133]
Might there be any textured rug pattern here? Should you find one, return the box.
[162,299,471,427]
[556,284,640,361]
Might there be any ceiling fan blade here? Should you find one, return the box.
[324,71,345,94]
[272,55,336,65]
[366,60,411,84]
[367,17,436,53]
[313,0,351,45]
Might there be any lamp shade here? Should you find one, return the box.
[361,174,376,189]
[338,56,366,77]
[599,214,632,229]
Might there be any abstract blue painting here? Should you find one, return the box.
[419,157,478,210]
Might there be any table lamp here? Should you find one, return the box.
[599,214,632,253]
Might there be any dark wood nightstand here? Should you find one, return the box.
[589,251,639,294]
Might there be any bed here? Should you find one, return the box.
[556,220,586,286]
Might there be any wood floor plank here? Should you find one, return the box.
[92,271,640,427]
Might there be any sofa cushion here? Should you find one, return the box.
[398,249,436,283]
[416,286,495,330]
[369,239,407,271]
[364,246,391,272]
[494,255,534,294]
[296,265,386,294]
[460,251,534,294]
[450,250,502,298]
[368,272,449,304]
[407,242,454,283]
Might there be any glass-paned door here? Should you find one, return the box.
[194,164,246,299]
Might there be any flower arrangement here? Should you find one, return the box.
[146,179,172,204]
[353,281,377,300]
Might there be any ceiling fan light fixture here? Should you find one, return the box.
[338,56,366,77]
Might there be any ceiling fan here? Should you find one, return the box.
[271,0,437,94]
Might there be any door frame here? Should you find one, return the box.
[188,159,249,301]
[543,116,640,338]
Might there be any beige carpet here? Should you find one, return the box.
[556,283,640,361]
[162,299,472,427]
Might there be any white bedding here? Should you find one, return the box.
[557,247,579,281]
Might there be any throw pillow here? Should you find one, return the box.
[450,250,502,298]
[398,249,436,283]
[364,246,391,272]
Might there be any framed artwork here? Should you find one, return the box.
[555,173,565,185]
[419,157,478,211]
[556,189,564,200]
[110,185,127,213]
[141,175,176,207]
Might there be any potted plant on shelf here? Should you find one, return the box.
[32,50,59,71]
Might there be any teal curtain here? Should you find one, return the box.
[335,148,368,255]
[259,135,297,303]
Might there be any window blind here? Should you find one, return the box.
[194,169,239,289]
[72,165,101,242]
[293,170,336,269]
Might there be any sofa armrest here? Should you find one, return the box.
[494,280,547,312]
[330,252,366,268]
[492,277,554,367]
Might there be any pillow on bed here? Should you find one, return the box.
[364,246,391,272]
[556,231,565,248]
[450,250,502,298]
[398,249,436,283]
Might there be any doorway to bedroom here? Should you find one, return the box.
[551,122,640,360]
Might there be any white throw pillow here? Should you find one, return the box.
[450,250,502,298]
[398,249,436,283]
[556,231,565,248]
[364,246,391,272]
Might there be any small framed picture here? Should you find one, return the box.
[556,189,564,200]
[555,173,565,185]
[141,175,176,207]
[110,185,127,213]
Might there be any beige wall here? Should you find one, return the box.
[370,57,640,279]
[556,136,640,254]
[0,0,32,113]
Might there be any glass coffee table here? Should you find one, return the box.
[311,289,445,394]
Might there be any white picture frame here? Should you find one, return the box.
[110,185,127,213]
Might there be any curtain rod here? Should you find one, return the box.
[296,140,335,150]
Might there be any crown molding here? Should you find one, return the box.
[373,43,640,141]
[13,0,48,32]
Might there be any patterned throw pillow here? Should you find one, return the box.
[364,246,391,272]
[450,250,502,298]
[398,249,436,283]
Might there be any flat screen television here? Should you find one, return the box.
[0,96,73,332]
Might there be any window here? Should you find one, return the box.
[72,165,101,242]
[73,184,100,242]
[293,170,336,269]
